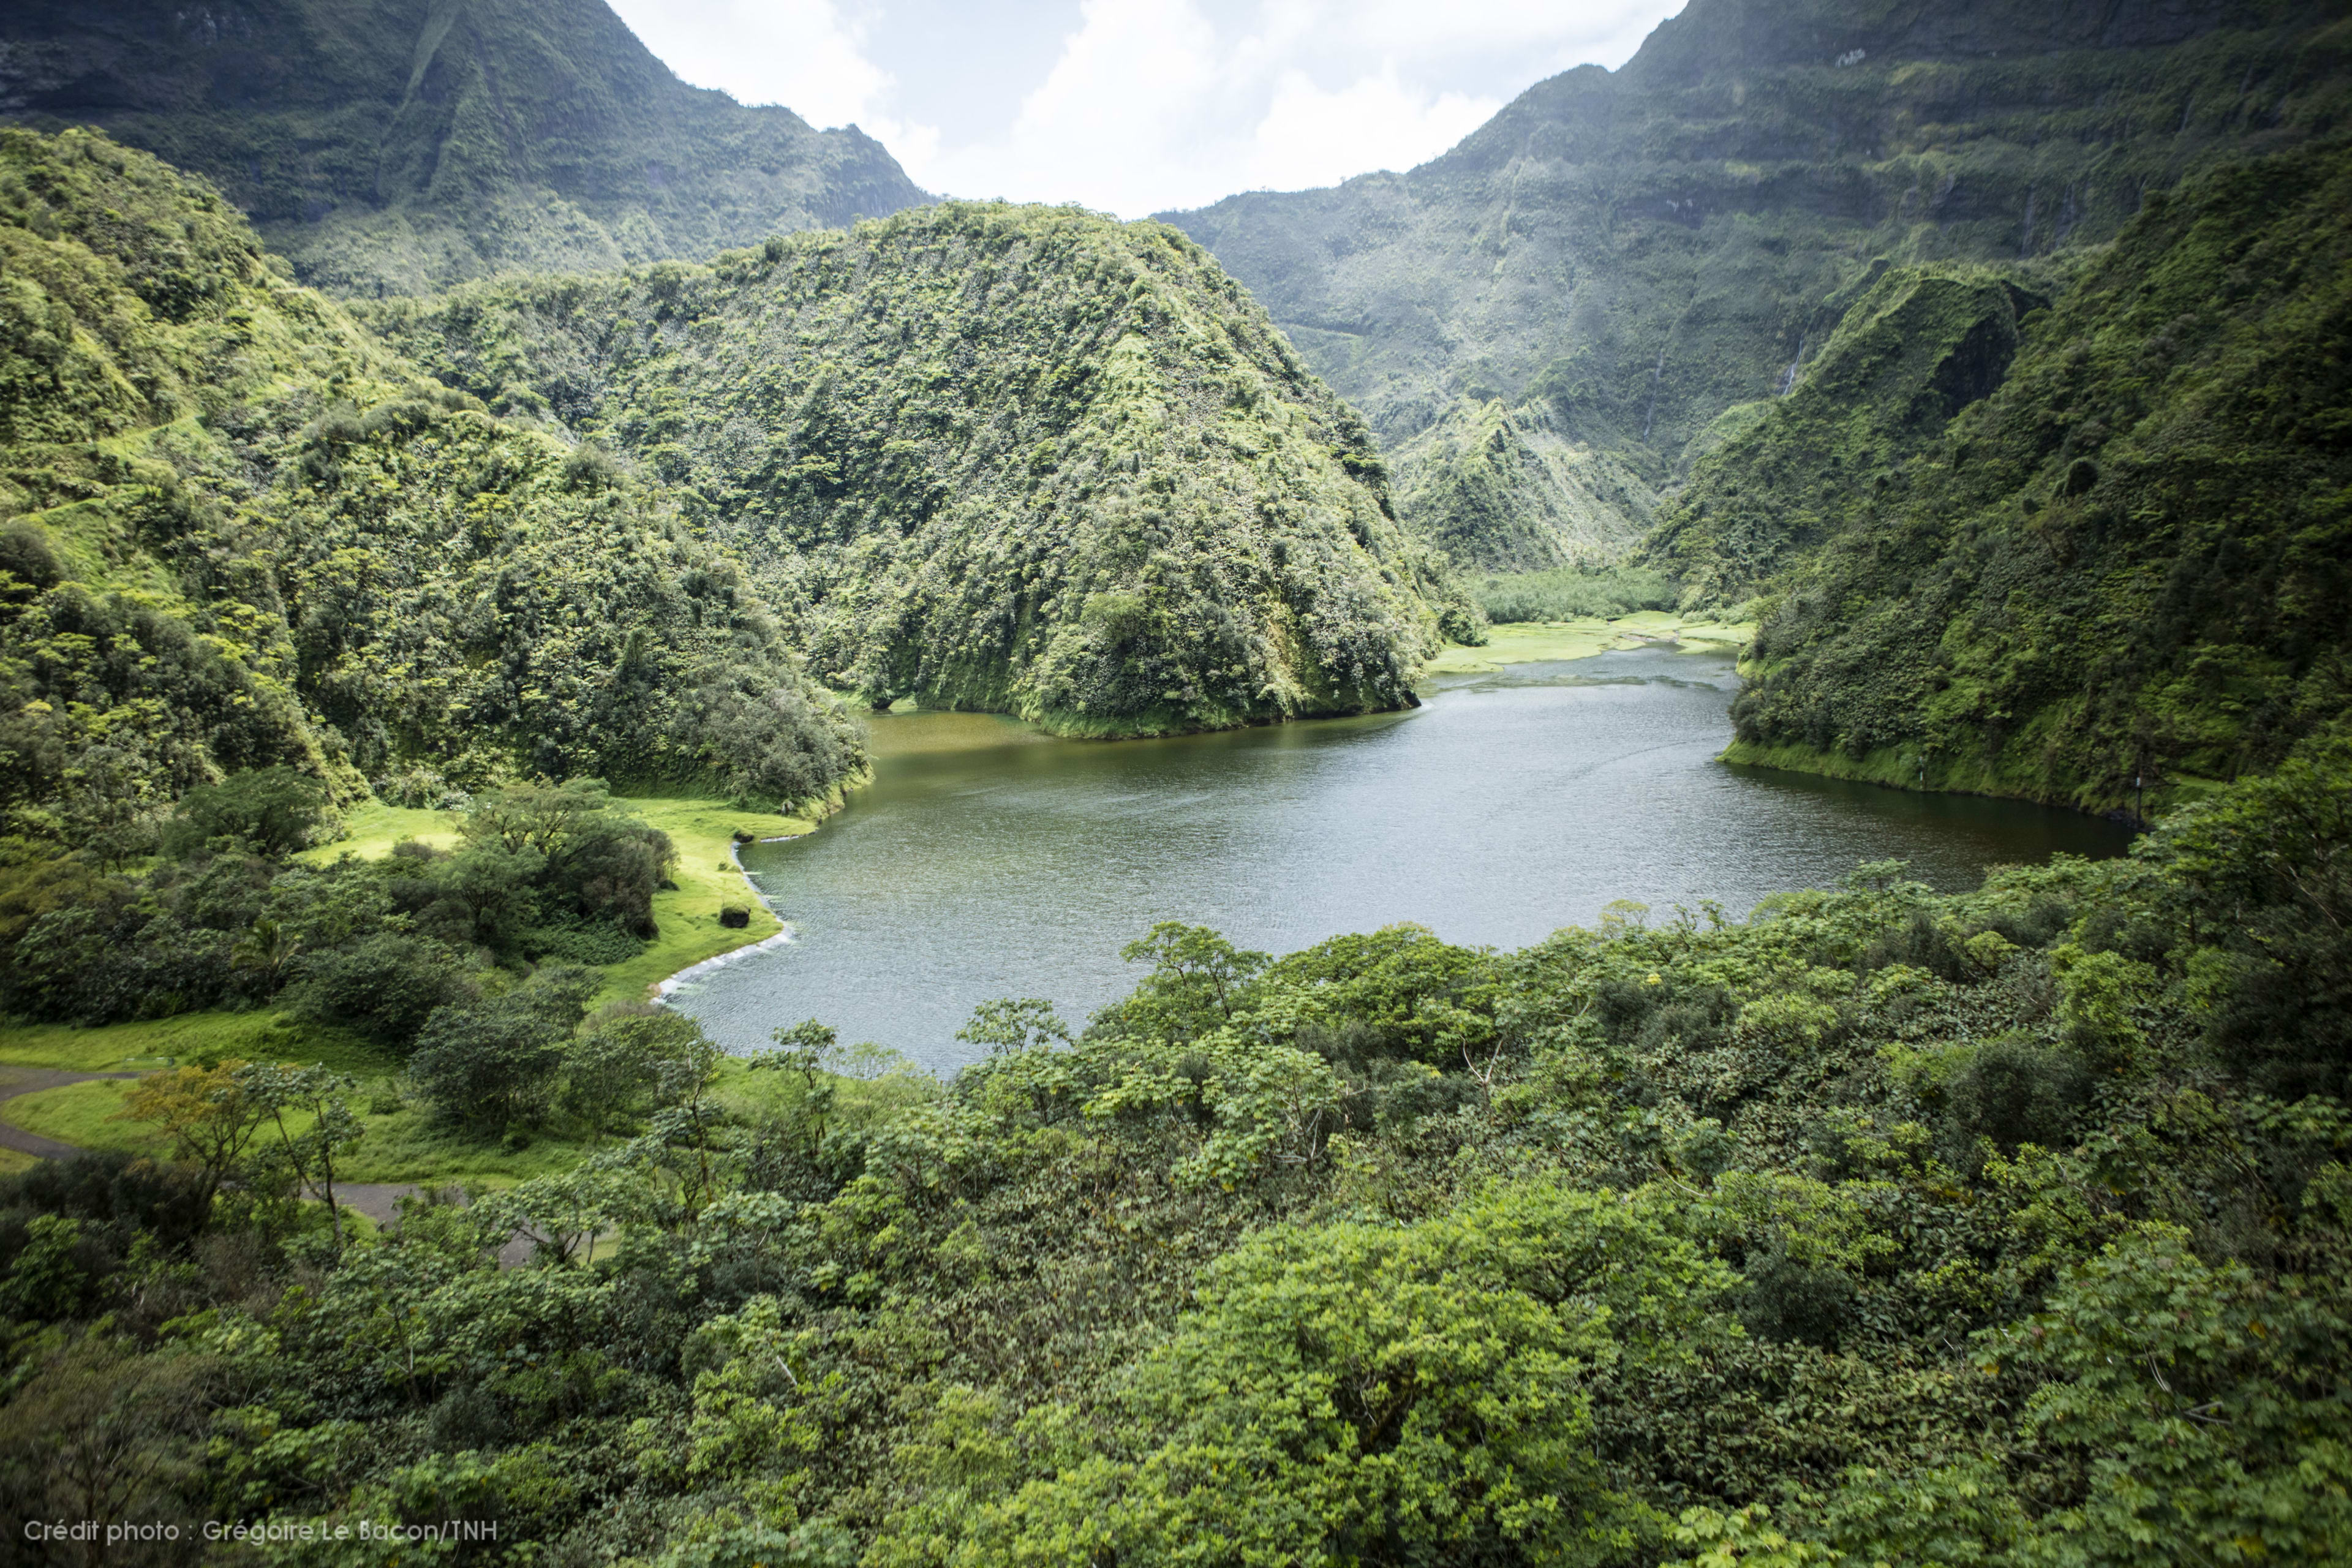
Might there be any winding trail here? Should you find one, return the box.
[0,1068,532,1264]
[0,1066,139,1159]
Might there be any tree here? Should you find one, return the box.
[116,1062,266,1205]
[236,1061,367,1249]
[409,968,598,1131]
[159,767,333,859]
[562,1007,715,1142]
[1090,922,1270,1045]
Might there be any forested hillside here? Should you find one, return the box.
[7,735,2350,1563]
[0,0,928,296]
[1687,138,2352,815]
[0,126,864,854]
[1167,0,2352,567]
[371,206,1466,734]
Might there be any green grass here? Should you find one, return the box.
[299,802,461,863]
[598,795,828,1003]
[0,1011,389,1074]
[2,1079,164,1157]
[298,792,834,1006]
[0,1148,39,1177]
[1423,614,1754,673]
[3,1054,937,1183]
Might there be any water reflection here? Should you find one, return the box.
[671,646,2128,1072]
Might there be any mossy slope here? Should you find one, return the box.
[372,204,1461,735]
[0,127,862,836]
[1721,139,2352,813]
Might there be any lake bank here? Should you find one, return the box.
[669,646,2128,1073]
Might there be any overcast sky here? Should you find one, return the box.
[604,0,1684,217]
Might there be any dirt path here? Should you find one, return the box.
[0,1071,534,1264]
[0,1066,139,1159]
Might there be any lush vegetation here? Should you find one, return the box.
[1684,138,2352,813]
[0,0,928,296]
[0,126,866,864]
[1169,0,2352,568]
[1475,566,1678,625]
[370,203,1476,733]
[1390,399,1654,571]
[4,738,2350,1562]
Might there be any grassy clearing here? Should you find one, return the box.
[597,794,829,1003]
[3,1079,164,1157]
[1,1041,940,1185]
[1425,614,1754,673]
[300,793,832,1005]
[0,1011,388,1074]
[298,802,461,862]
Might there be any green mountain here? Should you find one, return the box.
[0,0,929,296]
[1684,137,2352,813]
[0,126,862,844]
[1389,397,1656,571]
[369,203,1463,736]
[1166,0,2352,567]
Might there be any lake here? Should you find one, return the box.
[668,646,2130,1073]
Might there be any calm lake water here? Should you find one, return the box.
[669,647,2129,1073]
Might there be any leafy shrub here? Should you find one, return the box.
[408,967,598,1129]
[159,767,334,859]
[1939,1038,2092,1164]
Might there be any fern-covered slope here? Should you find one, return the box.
[0,127,862,842]
[0,0,929,296]
[1646,265,2046,606]
[1716,138,2352,813]
[372,204,1462,736]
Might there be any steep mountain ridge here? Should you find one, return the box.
[1706,136,2352,813]
[371,205,1461,735]
[1166,0,2351,567]
[0,0,929,296]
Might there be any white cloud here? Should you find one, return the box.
[606,0,941,170]
[1248,67,1499,196]
[609,0,1685,217]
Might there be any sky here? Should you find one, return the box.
[603,0,1685,217]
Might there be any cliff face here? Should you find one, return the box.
[1711,139,2352,813]
[0,0,930,295]
[1164,0,2351,565]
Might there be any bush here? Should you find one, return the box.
[1939,1038,2092,1164]
[408,967,598,1129]
[288,932,475,1048]
[160,767,334,859]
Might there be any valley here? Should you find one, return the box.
[0,1,2348,1564]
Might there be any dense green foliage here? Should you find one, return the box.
[1476,566,1678,625]
[1,776,673,1032]
[0,0,927,296]
[1169,0,2352,567]
[1390,398,1655,571]
[372,203,1470,733]
[1648,265,2044,608]
[5,746,2350,1563]
[0,127,866,848]
[1707,138,2352,812]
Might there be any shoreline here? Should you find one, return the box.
[651,835,804,1003]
